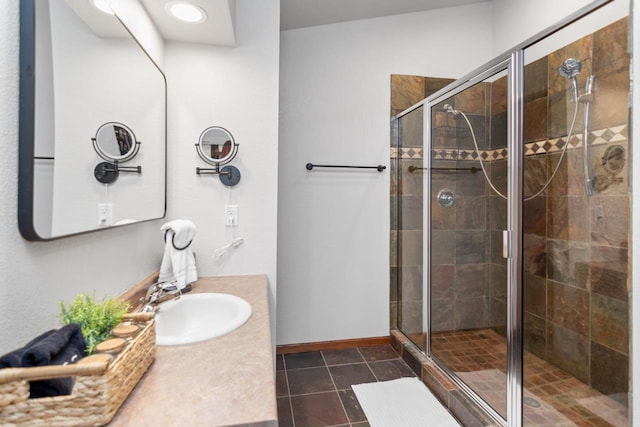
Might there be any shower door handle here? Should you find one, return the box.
[502,230,510,259]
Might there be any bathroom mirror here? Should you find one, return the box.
[196,127,238,165]
[19,0,166,240]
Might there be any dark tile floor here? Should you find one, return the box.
[276,345,418,427]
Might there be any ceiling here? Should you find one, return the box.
[280,0,489,31]
[140,0,236,46]
[93,0,489,46]
[141,0,236,46]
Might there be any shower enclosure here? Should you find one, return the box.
[392,2,630,426]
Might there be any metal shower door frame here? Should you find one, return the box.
[391,3,617,425]
[423,55,519,426]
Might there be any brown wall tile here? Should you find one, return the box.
[524,312,546,359]
[524,98,548,142]
[591,293,628,354]
[525,56,549,103]
[391,75,425,115]
[590,195,629,248]
[592,17,629,77]
[489,264,507,302]
[491,75,508,114]
[399,230,423,267]
[425,77,455,98]
[455,297,488,330]
[546,239,589,288]
[591,244,628,301]
[399,265,422,302]
[431,230,455,264]
[590,342,628,395]
[546,323,590,383]
[488,195,508,231]
[524,274,546,317]
[431,264,454,299]
[590,69,630,130]
[523,195,546,236]
[523,233,547,277]
[399,195,423,231]
[548,281,590,336]
[455,196,486,230]
[455,264,487,298]
[455,82,489,115]
[398,108,424,147]
[455,230,486,264]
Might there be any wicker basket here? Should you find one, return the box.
[0,312,155,427]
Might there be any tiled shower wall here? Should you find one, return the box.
[390,75,453,347]
[431,83,505,335]
[390,16,630,397]
[518,17,630,396]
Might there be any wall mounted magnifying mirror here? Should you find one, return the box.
[19,0,167,240]
[92,122,142,184]
[195,126,241,186]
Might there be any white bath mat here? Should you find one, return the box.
[352,377,460,427]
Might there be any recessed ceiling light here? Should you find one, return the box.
[92,0,114,15]
[165,1,207,24]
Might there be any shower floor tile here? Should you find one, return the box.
[432,328,628,426]
[277,344,422,427]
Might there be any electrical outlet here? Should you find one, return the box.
[98,203,113,226]
[224,205,238,227]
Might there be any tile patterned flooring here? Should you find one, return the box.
[276,345,424,427]
[432,329,628,426]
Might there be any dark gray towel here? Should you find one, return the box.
[21,324,86,367]
[0,324,87,398]
[0,329,56,368]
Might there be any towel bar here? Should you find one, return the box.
[306,163,386,172]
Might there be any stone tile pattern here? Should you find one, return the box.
[426,329,628,426]
[275,344,440,427]
[390,75,453,349]
[391,18,631,399]
[519,17,631,397]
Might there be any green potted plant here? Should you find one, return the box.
[59,294,131,355]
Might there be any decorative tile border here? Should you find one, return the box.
[391,125,628,160]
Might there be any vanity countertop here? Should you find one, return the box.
[109,275,277,427]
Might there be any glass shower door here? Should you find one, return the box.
[428,64,510,421]
[396,105,426,351]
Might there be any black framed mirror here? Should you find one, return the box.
[19,0,166,240]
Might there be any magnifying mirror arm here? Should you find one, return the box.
[196,163,232,177]
[117,164,142,173]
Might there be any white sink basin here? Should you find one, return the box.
[155,293,252,346]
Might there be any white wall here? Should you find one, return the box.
[492,0,629,57]
[164,0,280,339]
[277,3,493,345]
[0,0,164,353]
[0,0,279,354]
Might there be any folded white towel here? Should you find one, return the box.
[159,220,198,290]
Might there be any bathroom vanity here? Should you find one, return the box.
[110,275,277,426]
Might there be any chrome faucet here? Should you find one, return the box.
[141,281,192,312]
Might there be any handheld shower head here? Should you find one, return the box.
[559,58,582,101]
[559,58,582,79]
